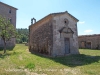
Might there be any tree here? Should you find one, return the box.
[16,28,29,43]
[0,15,17,53]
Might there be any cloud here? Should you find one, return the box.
[78,21,85,24]
[84,29,93,33]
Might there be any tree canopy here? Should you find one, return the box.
[0,15,17,53]
[16,28,29,43]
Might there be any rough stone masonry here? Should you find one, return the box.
[78,34,100,49]
[29,11,79,57]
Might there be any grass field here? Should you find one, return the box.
[0,44,100,75]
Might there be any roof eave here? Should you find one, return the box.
[0,2,18,10]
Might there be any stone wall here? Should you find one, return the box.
[29,21,53,55]
[52,13,79,56]
[0,2,17,48]
[78,34,100,49]
[0,2,17,27]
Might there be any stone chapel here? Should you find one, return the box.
[29,11,79,56]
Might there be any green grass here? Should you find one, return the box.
[0,44,100,75]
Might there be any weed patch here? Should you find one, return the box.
[25,63,35,69]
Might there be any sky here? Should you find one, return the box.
[0,0,100,35]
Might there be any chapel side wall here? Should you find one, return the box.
[52,13,79,56]
[29,17,53,55]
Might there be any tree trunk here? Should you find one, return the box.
[3,39,6,54]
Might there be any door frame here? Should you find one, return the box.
[86,41,92,49]
[64,38,70,54]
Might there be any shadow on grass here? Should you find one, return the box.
[0,51,22,59]
[0,46,15,51]
[0,46,15,59]
[0,53,11,59]
[51,54,100,67]
[31,52,100,67]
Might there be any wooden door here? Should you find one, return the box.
[65,38,70,54]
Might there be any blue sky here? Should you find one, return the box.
[1,0,100,35]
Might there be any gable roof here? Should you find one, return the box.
[0,1,18,10]
[30,11,79,27]
[50,11,79,22]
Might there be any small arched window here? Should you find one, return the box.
[64,18,69,26]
